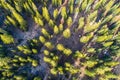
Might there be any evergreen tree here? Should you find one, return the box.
[0,0,120,80]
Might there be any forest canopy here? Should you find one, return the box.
[0,0,120,80]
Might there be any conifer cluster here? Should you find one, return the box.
[0,0,120,80]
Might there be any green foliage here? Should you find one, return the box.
[59,24,63,31]
[84,60,97,68]
[96,35,112,42]
[54,25,59,34]
[50,60,57,67]
[0,0,120,80]
[12,11,27,30]
[87,48,96,53]
[63,28,71,38]
[0,1,27,30]
[6,16,17,27]
[93,0,102,10]
[44,42,54,49]
[17,45,32,54]
[105,0,115,12]
[77,17,84,30]
[18,57,27,62]
[32,49,38,54]
[74,51,86,58]
[41,28,50,38]
[32,60,38,67]
[69,5,73,14]
[67,17,72,26]
[42,7,50,21]
[63,48,72,56]
[61,7,67,19]
[39,36,46,43]
[13,0,24,12]
[104,61,119,67]
[81,0,87,11]
[56,44,65,51]
[50,68,57,75]
[53,9,58,19]
[98,25,108,34]
[87,10,98,22]
[103,41,113,47]
[80,35,91,43]
[49,19,54,27]
[0,28,8,34]
[52,0,57,6]
[34,77,41,80]
[34,16,43,26]
[23,1,34,14]
[43,50,49,55]
[84,22,100,33]
[85,69,96,77]
[0,34,14,44]
[102,15,113,25]
[44,57,51,63]
[95,66,112,75]
[0,57,11,70]
[14,75,26,80]
[2,70,14,77]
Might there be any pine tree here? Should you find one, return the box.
[6,16,17,27]
[12,11,27,30]
[81,0,87,11]
[32,60,38,67]
[42,7,50,21]
[0,0,120,80]
[0,34,14,44]
[61,7,67,19]
[53,9,58,19]
[63,28,71,38]
[39,36,46,43]
[67,17,72,27]
[54,25,59,34]
[41,28,50,38]
[56,44,65,51]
